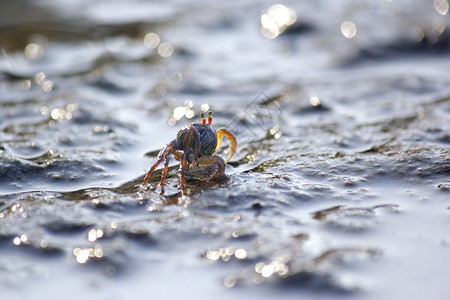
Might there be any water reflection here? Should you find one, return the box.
[267,125,282,139]
[260,4,297,39]
[168,100,195,126]
[204,246,243,262]
[46,103,79,121]
[73,245,104,264]
[88,228,104,242]
[13,234,29,245]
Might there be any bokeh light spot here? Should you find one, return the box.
[173,106,187,120]
[144,32,160,49]
[73,248,89,264]
[261,264,275,277]
[411,26,425,42]
[261,4,297,39]
[35,72,46,85]
[51,109,61,120]
[157,42,174,57]
[234,248,248,259]
[432,19,446,35]
[224,276,237,288]
[434,0,449,15]
[201,104,210,112]
[20,80,32,91]
[341,21,357,38]
[88,228,104,242]
[42,80,53,92]
[309,96,321,107]
[13,237,21,245]
[206,249,220,261]
[25,43,44,60]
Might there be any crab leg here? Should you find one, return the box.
[142,143,173,185]
[213,128,237,163]
[175,150,187,189]
[159,147,174,188]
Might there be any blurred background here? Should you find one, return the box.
[0,0,449,299]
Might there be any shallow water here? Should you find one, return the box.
[1,0,449,299]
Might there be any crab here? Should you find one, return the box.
[142,111,237,190]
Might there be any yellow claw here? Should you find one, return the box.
[213,128,237,163]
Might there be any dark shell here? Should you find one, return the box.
[175,123,217,157]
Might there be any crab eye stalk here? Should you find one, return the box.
[208,111,213,125]
[200,112,206,125]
